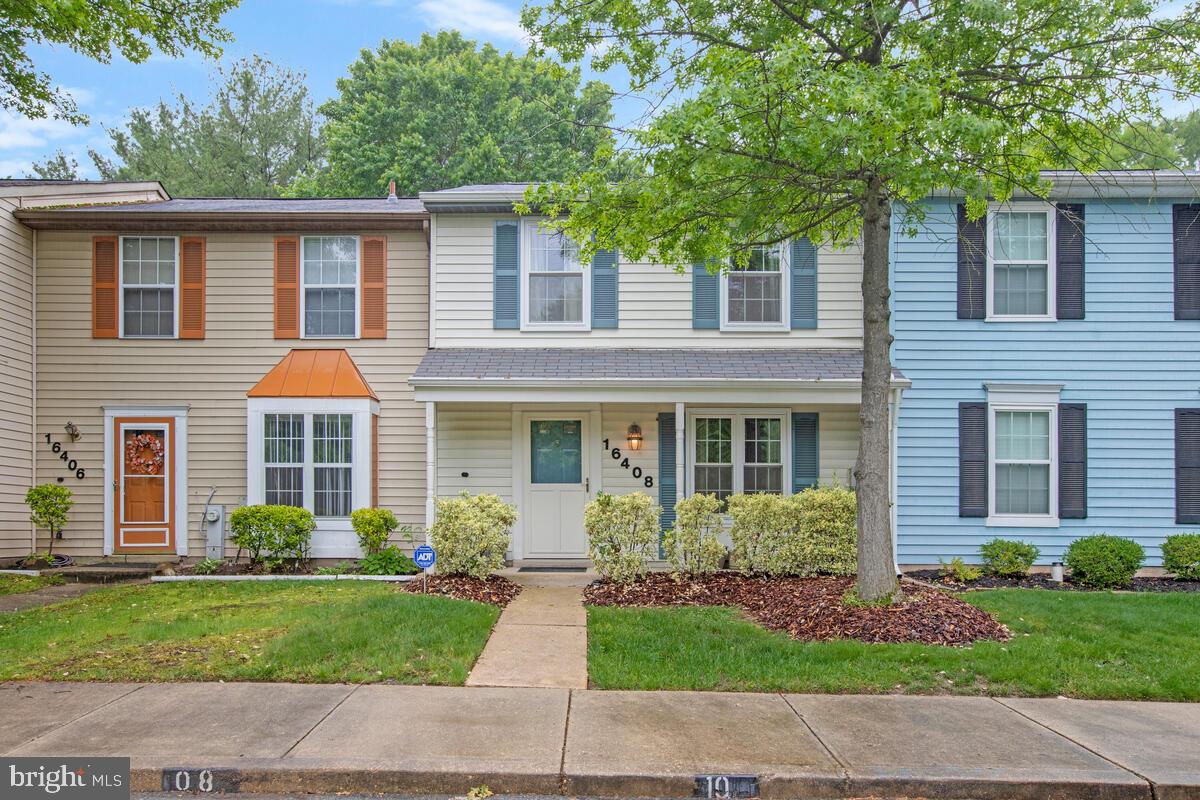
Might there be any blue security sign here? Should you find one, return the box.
[414,545,436,570]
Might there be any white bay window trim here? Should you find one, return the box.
[519,217,591,332]
[720,243,791,332]
[985,383,1061,527]
[985,201,1057,322]
[685,408,792,498]
[118,235,180,339]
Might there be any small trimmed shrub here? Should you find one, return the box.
[585,491,660,583]
[229,505,315,572]
[1065,534,1145,588]
[665,493,726,576]
[430,492,516,579]
[25,484,73,556]
[728,488,857,576]
[351,507,404,555]
[1162,533,1200,580]
[191,558,222,575]
[979,538,1040,578]
[793,486,857,576]
[727,493,792,573]
[939,556,983,583]
[315,561,354,576]
[359,545,420,576]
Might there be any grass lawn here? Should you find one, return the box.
[0,573,64,596]
[0,581,499,684]
[588,589,1200,700]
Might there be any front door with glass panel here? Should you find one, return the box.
[524,417,590,558]
[114,418,175,552]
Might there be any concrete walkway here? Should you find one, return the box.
[0,580,123,613]
[4,681,1199,799]
[466,571,589,689]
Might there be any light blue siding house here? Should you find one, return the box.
[893,172,1200,567]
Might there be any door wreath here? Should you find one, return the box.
[126,432,165,474]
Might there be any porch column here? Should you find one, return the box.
[675,402,685,501]
[425,401,437,544]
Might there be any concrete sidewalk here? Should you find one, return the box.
[3,682,1199,799]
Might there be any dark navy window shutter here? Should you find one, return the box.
[1176,409,1200,524]
[791,412,819,492]
[957,205,986,320]
[790,238,818,329]
[658,412,678,547]
[959,402,988,517]
[1056,204,1085,320]
[1174,205,1200,321]
[493,220,520,329]
[692,262,719,329]
[591,248,619,328]
[1058,403,1087,518]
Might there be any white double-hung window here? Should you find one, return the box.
[522,220,589,329]
[987,204,1056,320]
[987,384,1060,526]
[722,244,789,331]
[120,236,179,338]
[689,411,789,505]
[302,235,359,338]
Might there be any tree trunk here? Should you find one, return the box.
[855,177,899,602]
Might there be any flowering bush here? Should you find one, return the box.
[585,491,660,583]
[429,492,516,579]
[229,505,315,572]
[351,507,405,555]
[664,493,726,575]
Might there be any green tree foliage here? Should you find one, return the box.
[93,56,322,197]
[25,483,73,556]
[0,0,237,123]
[27,150,80,180]
[289,31,618,197]
[1164,110,1200,169]
[523,0,1200,600]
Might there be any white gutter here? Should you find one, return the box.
[890,385,904,576]
[29,226,36,553]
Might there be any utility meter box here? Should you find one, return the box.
[204,505,225,561]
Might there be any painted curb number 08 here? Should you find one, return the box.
[162,768,238,793]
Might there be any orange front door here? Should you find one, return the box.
[114,417,175,553]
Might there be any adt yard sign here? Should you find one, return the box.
[414,545,436,570]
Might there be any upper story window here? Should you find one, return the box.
[120,236,178,338]
[721,244,789,331]
[522,221,589,330]
[987,205,1056,321]
[302,236,358,338]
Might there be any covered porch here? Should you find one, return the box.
[411,348,907,563]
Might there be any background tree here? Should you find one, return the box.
[288,30,618,197]
[1164,111,1200,169]
[27,150,80,180]
[93,56,323,197]
[524,0,1200,601]
[0,0,237,123]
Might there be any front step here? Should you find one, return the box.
[43,564,161,583]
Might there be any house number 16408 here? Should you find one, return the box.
[601,438,653,488]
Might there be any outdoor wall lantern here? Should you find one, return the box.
[64,421,81,442]
[627,423,643,451]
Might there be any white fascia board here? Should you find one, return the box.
[412,383,874,405]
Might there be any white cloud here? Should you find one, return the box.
[0,112,77,150]
[415,0,526,42]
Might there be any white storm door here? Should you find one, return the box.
[523,416,590,558]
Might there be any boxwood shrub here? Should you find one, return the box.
[979,538,1040,578]
[1064,534,1145,588]
[1162,533,1200,580]
[229,504,315,572]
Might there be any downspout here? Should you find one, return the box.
[30,226,37,553]
[890,385,903,576]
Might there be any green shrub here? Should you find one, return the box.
[585,491,660,583]
[429,492,516,579]
[727,493,792,573]
[315,561,353,576]
[351,507,403,555]
[358,545,420,576]
[793,486,857,576]
[979,538,1040,578]
[229,505,315,572]
[665,493,726,576]
[939,556,983,583]
[1065,534,1145,588]
[1162,534,1200,580]
[727,488,857,576]
[25,483,73,555]
[191,558,222,575]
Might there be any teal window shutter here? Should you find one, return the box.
[493,220,519,329]
[792,412,819,492]
[791,238,817,329]
[692,262,719,329]
[591,248,619,328]
[658,413,677,544]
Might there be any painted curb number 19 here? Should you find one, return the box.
[695,774,759,798]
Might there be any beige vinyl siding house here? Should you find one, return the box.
[0,181,166,560]
[19,197,430,559]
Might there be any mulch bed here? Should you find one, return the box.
[907,569,1200,593]
[585,572,1009,646]
[402,574,522,607]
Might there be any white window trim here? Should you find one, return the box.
[246,397,378,537]
[685,408,792,497]
[300,235,361,340]
[519,217,591,332]
[720,243,791,332]
[986,202,1057,322]
[118,235,180,339]
[985,383,1061,527]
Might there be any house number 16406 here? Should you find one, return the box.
[601,438,653,488]
[44,433,86,480]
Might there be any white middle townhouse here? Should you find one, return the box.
[414,183,908,563]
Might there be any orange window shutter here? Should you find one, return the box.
[360,235,387,339]
[92,236,119,338]
[179,237,206,339]
[274,236,300,339]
